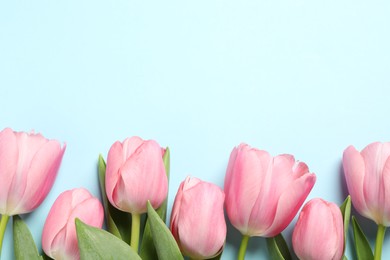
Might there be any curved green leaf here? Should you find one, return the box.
[146,201,183,260]
[139,148,171,260]
[75,218,141,260]
[13,215,42,260]
[340,195,351,256]
[98,155,131,243]
[352,216,373,260]
[266,233,292,260]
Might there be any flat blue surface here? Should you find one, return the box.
[1,1,390,259]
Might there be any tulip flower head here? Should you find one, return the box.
[0,128,66,216]
[105,136,168,214]
[292,198,344,260]
[343,142,390,226]
[42,188,104,260]
[170,176,226,259]
[224,143,316,237]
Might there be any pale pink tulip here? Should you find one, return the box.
[42,188,104,260]
[292,198,344,260]
[0,128,66,215]
[170,176,226,259]
[343,142,390,226]
[224,143,316,237]
[105,136,168,214]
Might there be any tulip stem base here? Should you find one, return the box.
[130,213,141,253]
[0,215,10,257]
[238,235,250,260]
[374,224,386,260]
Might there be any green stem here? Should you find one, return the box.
[130,213,141,253]
[374,224,386,260]
[238,235,250,260]
[0,215,10,257]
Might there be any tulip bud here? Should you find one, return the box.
[170,176,226,259]
[42,188,104,260]
[292,198,344,260]
[105,136,168,214]
[224,143,316,237]
[343,142,390,226]
[0,128,66,216]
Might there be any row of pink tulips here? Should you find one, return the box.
[0,127,389,259]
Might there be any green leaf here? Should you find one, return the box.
[98,154,132,242]
[352,216,373,260]
[13,215,43,260]
[266,233,292,260]
[340,196,351,255]
[146,201,183,260]
[75,218,141,260]
[139,148,171,260]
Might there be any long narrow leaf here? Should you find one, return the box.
[352,216,373,260]
[13,215,42,260]
[266,233,292,260]
[75,218,141,260]
[98,155,131,242]
[339,196,351,256]
[146,201,183,260]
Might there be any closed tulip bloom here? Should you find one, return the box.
[170,176,226,259]
[105,136,168,214]
[292,199,344,260]
[224,143,316,237]
[42,188,104,260]
[0,128,66,215]
[343,142,390,226]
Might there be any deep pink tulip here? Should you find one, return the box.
[224,143,316,237]
[292,198,344,260]
[343,142,390,226]
[0,128,66,215]
[105,136,168,214]
[170,176,226,259]
[42,188,104,260]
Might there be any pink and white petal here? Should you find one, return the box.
[122,136,144,160]
[381,155,390,226]
[224,146,239,196]
[361,142,390,218]
[105,141,124,206]
[343,145,370,219]
[0,128,18,214]
[42,190,74,256]
[263,173,316,237]
[14,141,65,214]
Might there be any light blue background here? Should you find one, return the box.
[1,1,390,259]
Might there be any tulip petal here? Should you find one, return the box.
[15,140,65,214]
[122,137,144,160]
[382,155,390,225]
[106,141,124,207]
[360,142,390,222]
[0,128,18,214]
[264,172,316,237]
[343,145,371,220]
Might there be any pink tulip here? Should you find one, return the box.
[224,143,316,237]
[42,188,104,260]
[292,198,344,260]
[343,142,390,226]
[170,176,226,259]
[105,136,168,214]
[0,128,66,215]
